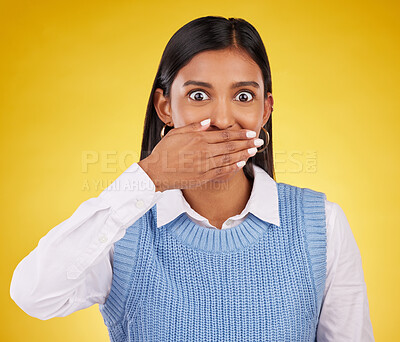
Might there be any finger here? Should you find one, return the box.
[201,129,257,144]
[204,137,262,159]
[201,158,246,182]
[205,144,255,170]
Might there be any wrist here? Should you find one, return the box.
[138,158,165,193]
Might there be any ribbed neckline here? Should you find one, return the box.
[163,210,272,254]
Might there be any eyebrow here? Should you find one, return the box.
[182,80,260,89]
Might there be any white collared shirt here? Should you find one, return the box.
[157,162,280,230]
[10,162,375,341]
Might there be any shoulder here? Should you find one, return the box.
[323,199,359,254]
[324,199,338,231]
[276,182,327,203]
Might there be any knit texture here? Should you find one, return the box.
[99,182,327,341]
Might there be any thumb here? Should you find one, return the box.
[174,118,211,135]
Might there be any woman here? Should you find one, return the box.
[10,16,374,341]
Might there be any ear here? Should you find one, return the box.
[262,92,274,126]
[153,88,173,126]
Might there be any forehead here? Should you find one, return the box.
[173,49,262,85]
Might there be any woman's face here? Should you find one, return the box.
[156,48,273,135]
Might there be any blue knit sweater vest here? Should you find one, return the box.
[99,182,327,342]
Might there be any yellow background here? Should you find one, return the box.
[2,0,399,340]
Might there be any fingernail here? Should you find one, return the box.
[248,147,257,155]
[246,130,256,138]
[254,139,264,147]
[236,160,246,168]
[201,118,211,126]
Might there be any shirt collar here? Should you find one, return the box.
[156,163,280,228]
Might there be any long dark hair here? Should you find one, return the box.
[139,15,275,182]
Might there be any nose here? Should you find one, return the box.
[209,100,236,130]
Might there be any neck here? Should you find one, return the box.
[181,168,253,230]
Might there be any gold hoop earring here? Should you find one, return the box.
[256,126,270,153]
[160,123,174,139]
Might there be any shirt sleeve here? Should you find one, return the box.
[9,162,163,320]
[316,200,375,341]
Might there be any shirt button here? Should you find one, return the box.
[225,219,232,226]
[135,199,145,209]
[98,235,108,243]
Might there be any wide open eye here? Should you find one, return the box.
[235,91,255,102]
[188,90,210,101]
